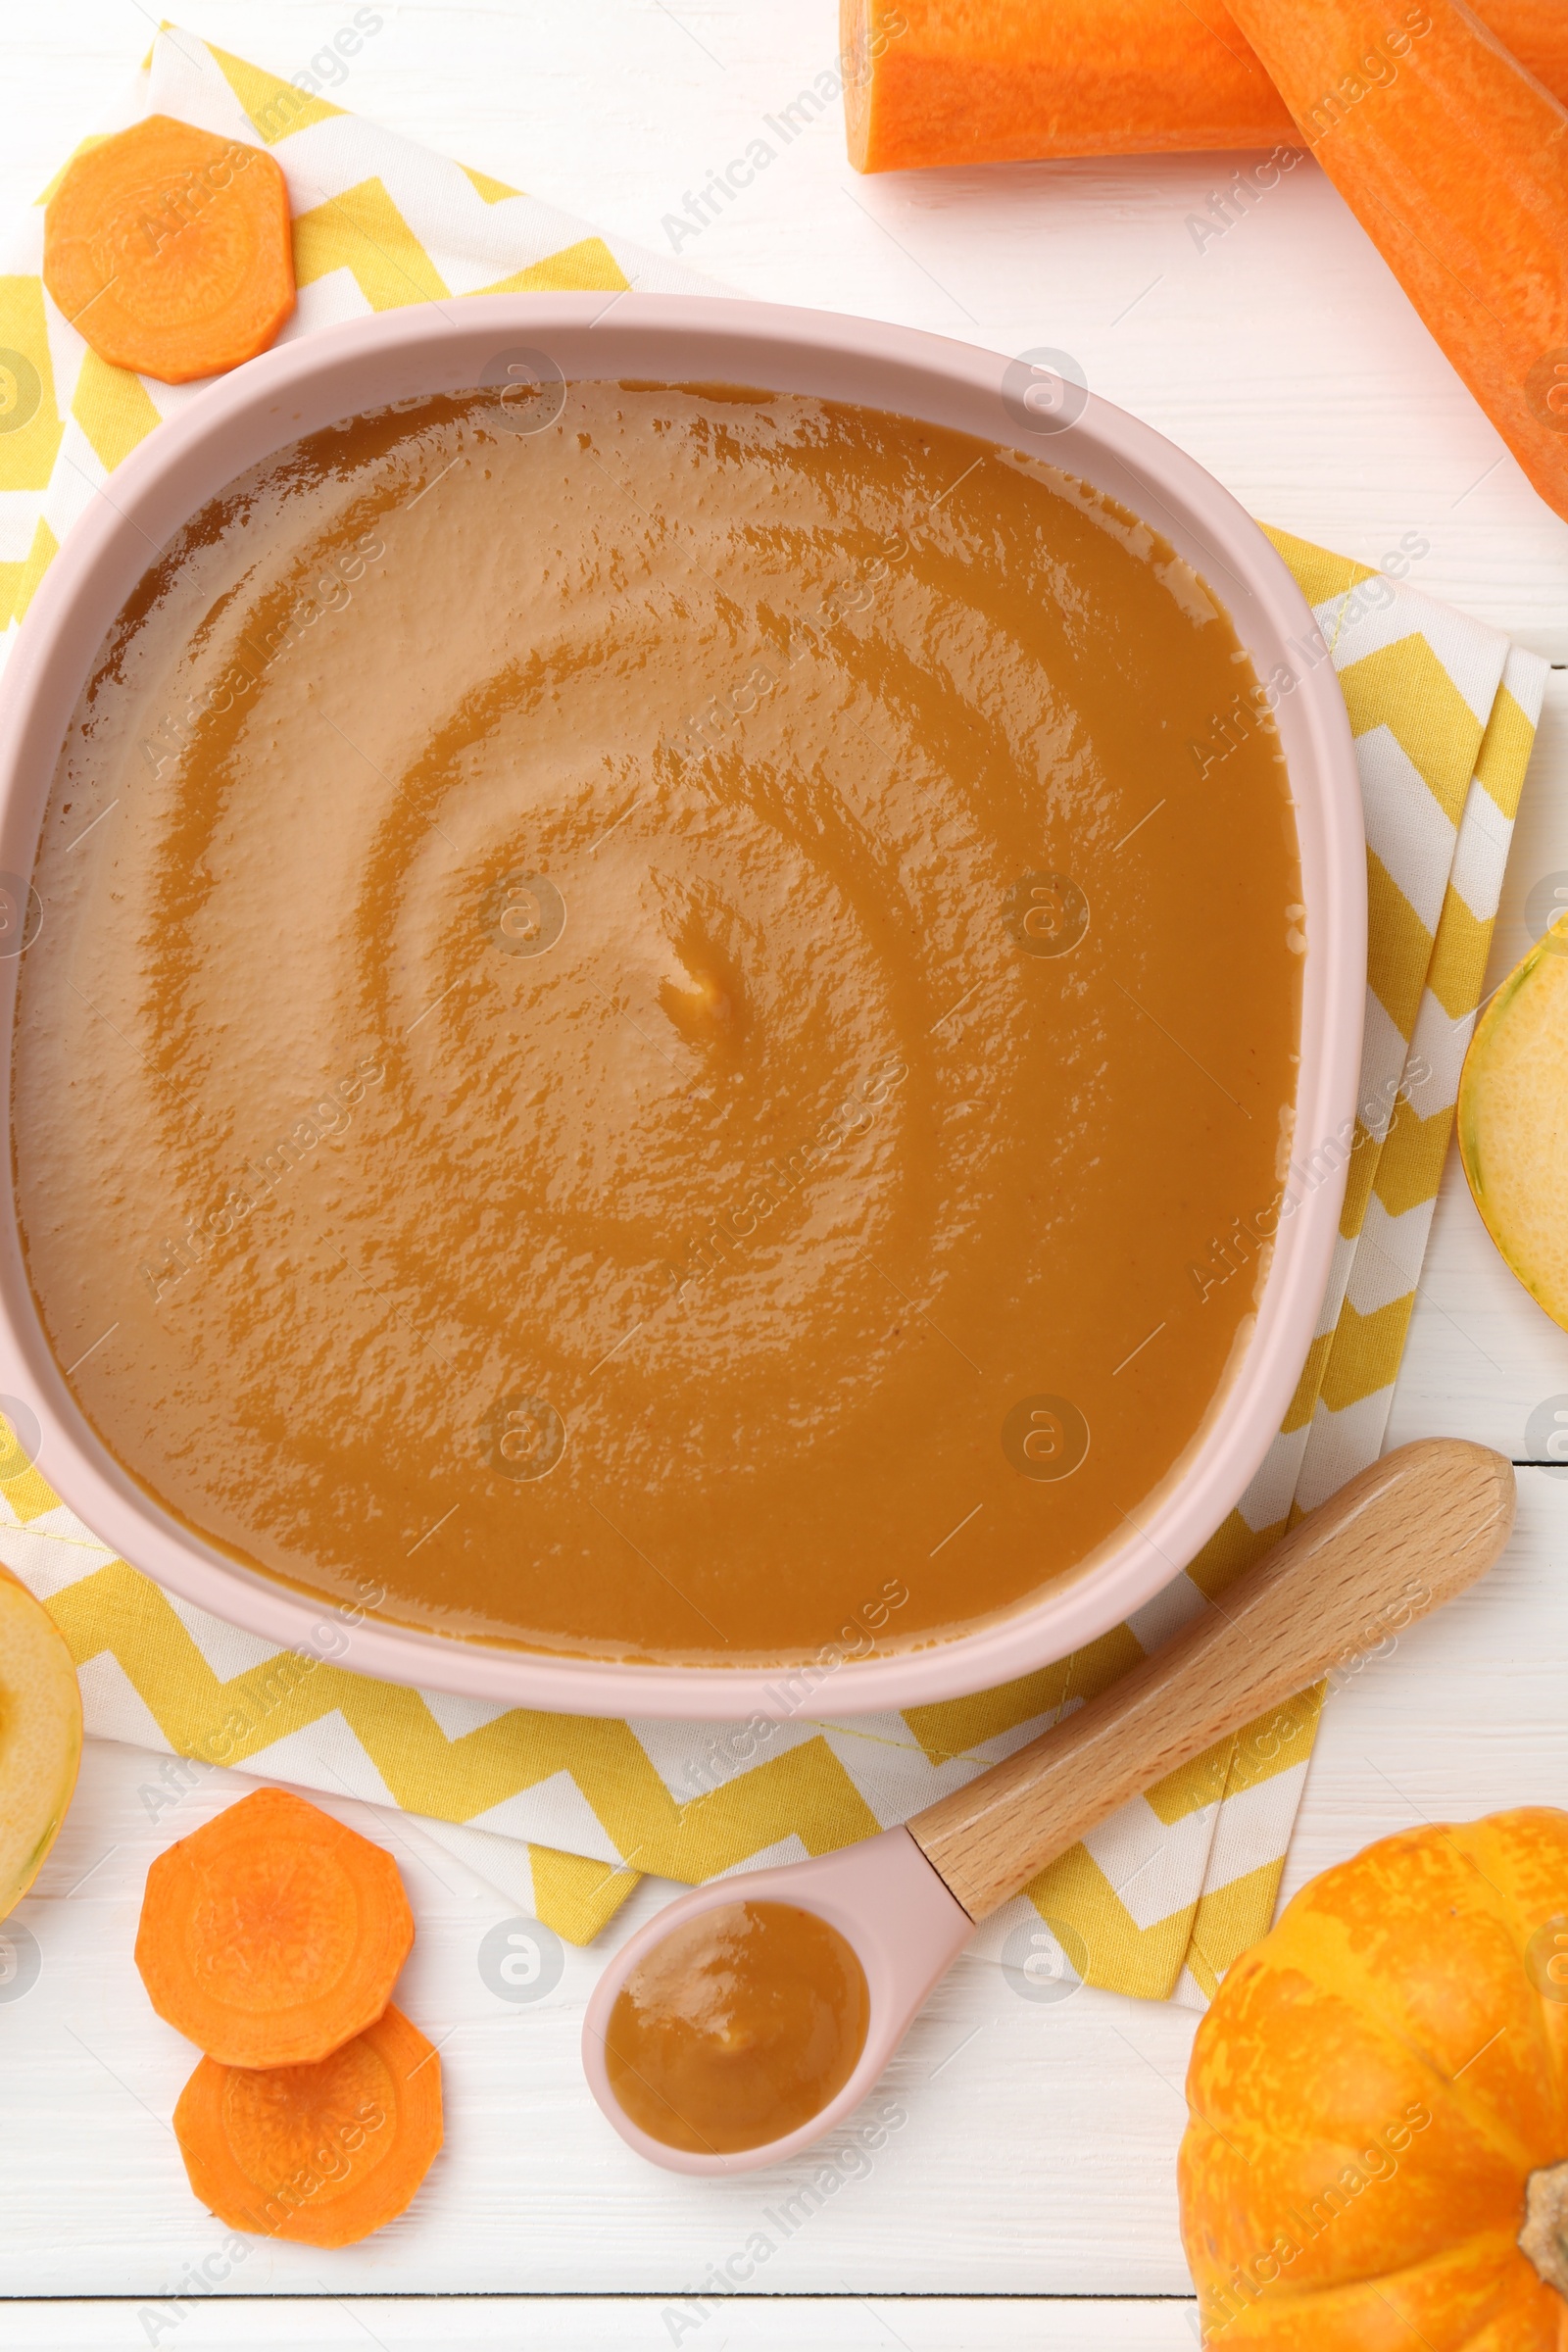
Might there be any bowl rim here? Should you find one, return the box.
[0,292,1364,1719]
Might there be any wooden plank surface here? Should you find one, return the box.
[2,0,1567,2338]
[0,2301,1203,2350]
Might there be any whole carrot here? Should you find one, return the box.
[842,0,1568,172]
[1222,0,1568,524]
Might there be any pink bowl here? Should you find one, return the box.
[0,295,1363,1719]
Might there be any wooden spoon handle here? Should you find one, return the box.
[907,1438,1515,1922]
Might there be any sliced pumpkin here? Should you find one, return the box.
[1458,924,1568,1329]
[0,1565,83,1922]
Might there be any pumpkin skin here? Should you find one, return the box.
[1179,1808,1568,2348]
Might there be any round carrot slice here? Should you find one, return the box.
[174,2003,443,2247]
[135,1788,414,2067]
[43,114,295,384]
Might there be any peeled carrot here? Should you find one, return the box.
[1222,0,1568,525]
[842,0,1568,171]
[43,114,295,384]
[173,2003,442,2248]
[135,1788,414,2069]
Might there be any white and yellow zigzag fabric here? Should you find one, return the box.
[0,24,712,650]
[0,33,1545,1990]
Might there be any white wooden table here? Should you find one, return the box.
[4,4,1568,2343]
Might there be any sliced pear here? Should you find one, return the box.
[0,1566,82,1921]
[1458,925,1568,1328]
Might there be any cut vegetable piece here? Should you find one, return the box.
[1458,925,1568,1329]
[841,0,1568,172]
[844,0,1292,169]
[0,1565,82,1922]
[43,113,295,384]
[135,1787,414,2067]
[173,2002,442,2247]
[1222,0,1568,526]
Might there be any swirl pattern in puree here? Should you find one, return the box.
[13,384,1300,1662]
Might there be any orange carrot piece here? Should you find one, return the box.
[43,114,295,384]
[135,1788,414,2068]
[842,0,1568,172]
[173,2003,442,2248]
[1221,0,1568,526]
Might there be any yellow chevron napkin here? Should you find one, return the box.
[0,29,1544,1992]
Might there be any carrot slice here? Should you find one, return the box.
[43,114,295,384]
[173,2003,442,2248]
[135,1788,414,2068]
[1221,0,1568,526]
[841,0,1568,172]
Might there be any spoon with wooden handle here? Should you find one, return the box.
[582,1438,1516,2174]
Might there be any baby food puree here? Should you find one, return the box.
[604,1899,869,2154]
[14,383,1299,1663]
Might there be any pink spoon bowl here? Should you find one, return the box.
[0,293,1364,1718]
[581,1829,972,2177]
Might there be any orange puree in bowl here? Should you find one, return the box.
[13,383,1300,1663]
[604,1900,870,2153]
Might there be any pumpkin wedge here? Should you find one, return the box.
[1458,923,1568,1331]
[0,1564,83,1922]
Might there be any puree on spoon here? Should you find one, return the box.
[602,1900,870,2154]
[13,383,1301,1663]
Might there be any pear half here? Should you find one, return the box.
[1458,925,1568,1328]
[0,1566,82,1921]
